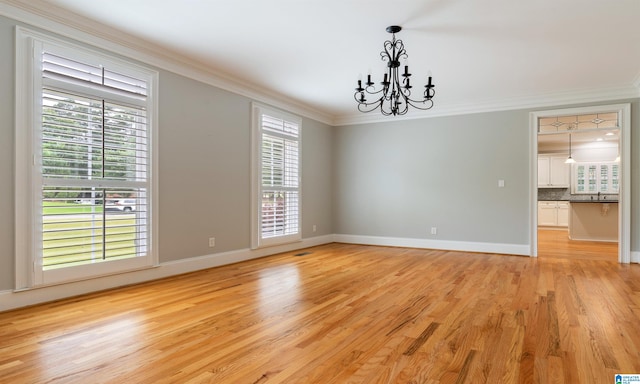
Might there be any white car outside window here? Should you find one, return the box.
[106,199,136,212]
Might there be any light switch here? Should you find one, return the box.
[498,179,505,188]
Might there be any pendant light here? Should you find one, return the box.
[565,134,576,164]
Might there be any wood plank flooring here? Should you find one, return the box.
[538,229,618,261]
[1,243,639,383]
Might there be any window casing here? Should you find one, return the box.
[15,28,158,289]
[251,104,302,249]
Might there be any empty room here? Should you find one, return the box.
[1,0,639,383]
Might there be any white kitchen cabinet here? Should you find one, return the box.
[572,162,619,194]
[538,201,569,227]
[538,155,570,188]
[557,201,569,227]
[538,201,557,226]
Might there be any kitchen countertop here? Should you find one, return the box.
[538,198,618,203]
[568,199,618,203]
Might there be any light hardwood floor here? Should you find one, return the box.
[538,229,618,261]
[1,243,638,383]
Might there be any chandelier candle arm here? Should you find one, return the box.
[354,25,435,116]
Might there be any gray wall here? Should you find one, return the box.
[629,100,640,252]
[0,16,15,291]
[301,118,334,238]
[0,15,334,290]
[333,111,530,244]
[157,72,253,262]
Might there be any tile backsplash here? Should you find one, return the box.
[538,188,619,201]
[538,188,570,201]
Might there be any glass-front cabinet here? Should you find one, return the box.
[573,162,619,194]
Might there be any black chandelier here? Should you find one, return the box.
[355,26,435,116]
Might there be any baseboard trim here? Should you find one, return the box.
[334,234,530,256]
[631,251,640,263]
[0,235,335,312]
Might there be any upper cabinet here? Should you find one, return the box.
[572,162,619,194]
[538,155,570,188]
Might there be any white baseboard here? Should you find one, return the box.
[333,234,531,256]
[0,235,335,312]
[632,251,640,263]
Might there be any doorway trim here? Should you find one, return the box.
[530,103,631,263]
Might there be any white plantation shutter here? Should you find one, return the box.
[42,52,148,98]
[41,89,148,182]
[252,106,301,248]
[15,29,157,288]
[42,187,148,270]
[41,89,149,270]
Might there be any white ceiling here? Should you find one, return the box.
[5,0,640,125]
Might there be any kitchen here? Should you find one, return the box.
[537,111,620,258]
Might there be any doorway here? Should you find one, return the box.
[530,104,631,263]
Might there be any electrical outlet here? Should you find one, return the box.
[208,237,215,247]
[430,227,437,235]
[312,224,317,233]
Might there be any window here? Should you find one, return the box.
[251,104,301,248]
[15,28,158,288]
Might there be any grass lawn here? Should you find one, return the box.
[43,201,104,215]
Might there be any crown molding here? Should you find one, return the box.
[332,85,640,126]
[0,0,335,125]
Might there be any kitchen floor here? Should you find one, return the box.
[538,229,618,262]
